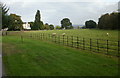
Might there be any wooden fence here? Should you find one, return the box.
[24,33,119,57]
[4,32,119,57]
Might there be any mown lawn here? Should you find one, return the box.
[2,36,118,76]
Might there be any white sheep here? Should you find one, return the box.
[106,33,109,36]
[52,33,56,36]
[62,33,66,36]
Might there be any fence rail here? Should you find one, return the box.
[4,32,120,57]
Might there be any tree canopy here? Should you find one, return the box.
[49,24,54,30]
[31,10,44,30]
[85,20,97,29]
[55,26,61,30]
[61,18,73,29]
[8,14,23,31]
[1,3,10,29]
[98,12,119,30]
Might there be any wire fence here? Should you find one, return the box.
[3,31,120,57]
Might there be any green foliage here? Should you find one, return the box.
[44,23,50,30]
[31,10,44,30]
[28,22,34,28]
[98,12,119,30]
[85,20,97,29]
[1,3,10,29]
[49,24,54,30]
[44,23,54,30]
[55,25,61,29]
[61,18,73,29]
[8,14,23,31]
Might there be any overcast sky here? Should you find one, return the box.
[1,0,119,26]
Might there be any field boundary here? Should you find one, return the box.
[4,31,120,57]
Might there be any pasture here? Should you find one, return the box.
[7,29,119,56]
[2,36,118,76]
[2,29,119,76]
[24,29,118,41]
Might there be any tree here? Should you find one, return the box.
[31,10,44,30]
[98,12,119,30]
[8,14,23,31]
[49,24,54,30]
[1,3,10,29]
[85,20,97,29]
[61,18,73,29]
[44,23,50,30]
[55,26,61,30]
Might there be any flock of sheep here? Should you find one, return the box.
[52,33,109,36]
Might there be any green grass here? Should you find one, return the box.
[6,29,119,56]
[3,36,118,76]
[23,29,118,41]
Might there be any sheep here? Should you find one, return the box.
[106,33,109,36]
[62,33,66,36]
[52,33,56,36]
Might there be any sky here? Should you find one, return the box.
[1,0,119,26]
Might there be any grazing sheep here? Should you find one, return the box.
[52,33,56,36]
[107,33,109,36]
[62,33,66,36]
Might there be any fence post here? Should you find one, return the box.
[77,36,79,49]
[97,39,99,52]
[83,38,85,50]
[67,36,68,46]
[71,36,73,47]
[90,38,92,51]
[41,33,42,39]
[40,33,41,39]
[106,40,109,55]
[118,41,120,57]
[49,34,50,40]
[63,35,64,45]
[59,35,60,44]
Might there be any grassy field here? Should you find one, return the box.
[23,29,118,41]
[7,29,118,40]
[2,35,118,76]
[6,29,119,56]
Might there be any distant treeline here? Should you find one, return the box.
[1,2,119,30]
[85,12,119,30]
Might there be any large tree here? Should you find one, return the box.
[98,12,119,30]
[61,18,73,29]
[49,24,54,30]
[31,10,44,30]
[8,14,23,31]
[85,20,97,29]
[1,3,10,29]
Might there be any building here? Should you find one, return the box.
[23,22,31,30]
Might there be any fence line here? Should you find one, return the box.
[4,32,119,57]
